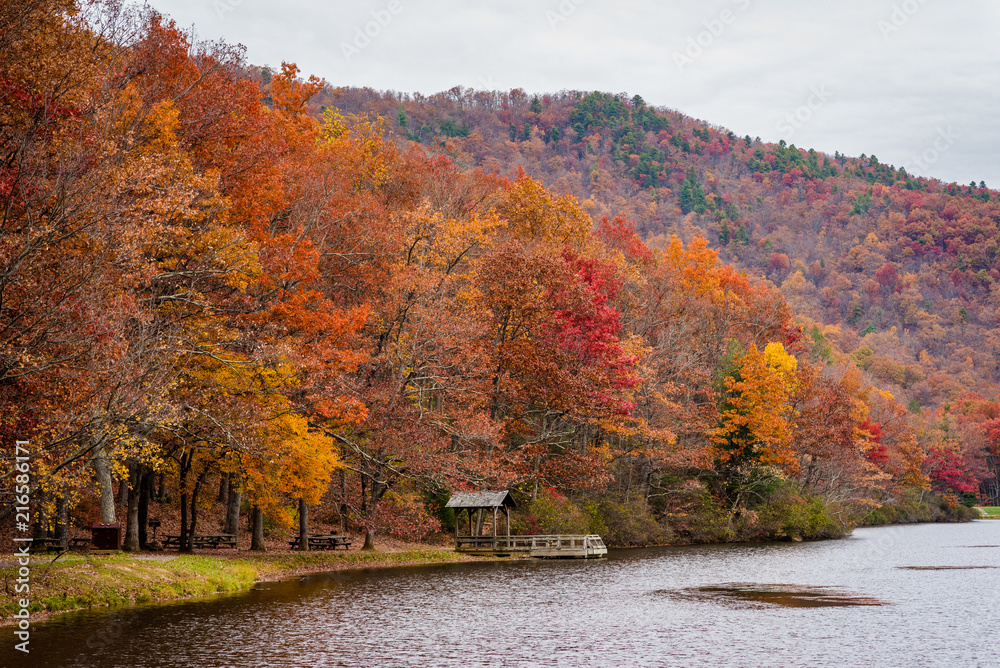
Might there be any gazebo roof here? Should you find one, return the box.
[445,490,517,510]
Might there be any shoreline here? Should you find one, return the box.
[0,545,509,627]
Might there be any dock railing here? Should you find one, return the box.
[455,534,607,555]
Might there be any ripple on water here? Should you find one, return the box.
[658,583,890,608]
[897,565,999,570]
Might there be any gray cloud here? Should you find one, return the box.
[152,0,1000,186]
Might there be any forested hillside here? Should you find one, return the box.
[318,84,1000,511]
[0,2,991,556]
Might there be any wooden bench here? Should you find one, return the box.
[69,537,90,550]
[288,534,352,550]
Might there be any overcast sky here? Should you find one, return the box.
[148,0,1000,188]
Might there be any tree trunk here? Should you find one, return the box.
[250,505,265,551]
[56,495,69,550]
[218,472,229,504]
[179,451,190,551]
[156,472,165,500]
[361,479,378,551]
[339,467,347,533]
[184,467,208,553]
[123,462,141,552]
[138,469,150,548]
[298,498,309,551]
[117,474,130,505]
[362,526,376,550]
[33,488,48,540]
[360,473,367,517]
[224,478,241,536]
[92,443,116,523]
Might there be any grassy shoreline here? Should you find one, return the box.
[0,547,502,626]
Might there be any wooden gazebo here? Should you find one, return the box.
[446,490,606,558]
[445,490,517,540]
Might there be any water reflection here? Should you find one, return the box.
[5,521,1000,668]
[663,583,888,607]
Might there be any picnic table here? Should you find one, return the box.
[194,534,237,549]
[163,533,237,549]
[28,538,62,553]
[288,534,352,550]
[27,537,89,552]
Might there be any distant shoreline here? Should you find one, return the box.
[975,506,1000,519]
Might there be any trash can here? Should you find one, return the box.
[90,522,121,550]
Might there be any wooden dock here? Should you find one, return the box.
[445,491,606,559]
[455,534,607,559]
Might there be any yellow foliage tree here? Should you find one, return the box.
[711,342,800,473]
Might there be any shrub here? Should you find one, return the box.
[380,490,442,540]
[597,496,672,546]
[512,487,591,535]
[852,488,982,525]
[663,484,734,543]
[754,490,845,540]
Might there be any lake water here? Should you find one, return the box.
[6,521,999,667]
